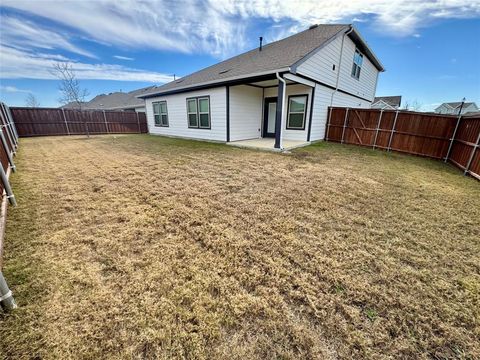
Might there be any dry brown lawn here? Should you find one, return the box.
[0,134,479,359]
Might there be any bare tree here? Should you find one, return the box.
[51,62,89,110]
[402,99,422,112]
[51,62,90,137]
[25,93,40,108]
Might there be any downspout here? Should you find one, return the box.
[330,26,354,106]
[276,72,287,150]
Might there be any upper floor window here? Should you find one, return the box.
[286,95,308,130]
[153,101,168,127]
[187,97,210,129]
[351,49,363,80]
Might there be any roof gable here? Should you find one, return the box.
[373,96,402,107]
[140,24,360,98]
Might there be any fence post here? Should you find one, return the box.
[325,107,332,141]
[0,164,16,206]
[0,131,15,172]
[84,111,90,138]
[444,115,462,162]
[4,105,18,146]
[0,104,16,151]
[61,108,70,135]
[464,129,480,176]
[373,109,383,149]
[103,110,109,134]
[0,109,15,156]
[136,112,141,133]
[341,108,349,144]
[0,272,17,312]
[387,110,399,152]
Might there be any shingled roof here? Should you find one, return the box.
[139,24,384,98]
[62,86,156,110]
[373,96,402,107]
[442,102,476,109]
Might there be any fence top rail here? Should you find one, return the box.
[9,106,142,114]
[327,107,461,119]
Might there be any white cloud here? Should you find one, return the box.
[0,45,173,83]
[210,0,480,37]
[2,0,478,59]
[0,85,31,93]
[2,0,246,57]
[0,15,96,58]
[114,55,135,61]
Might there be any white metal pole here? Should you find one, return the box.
[445,115,462,162]
[103,110,109,133]
[387,110,399,152]
[4,105,18,146]
[0,271,17,311]
[61,108,70,135]
[0,165,16,206]
[0,131,15,172]
[341,108,349,143]
[0,110,15,156]
[326,107,332,141]
[373,110,383,149]
[136,112,141,133]
[464,130,480,176]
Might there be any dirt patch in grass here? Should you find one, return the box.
[1,135,479,359]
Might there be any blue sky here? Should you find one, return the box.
[0,1,479,111]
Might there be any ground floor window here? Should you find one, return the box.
[286,95,308,130]
[153,101,168,127]
[187,97,210,129]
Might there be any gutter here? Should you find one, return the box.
[330,26,354,106]
[137,68,290,99]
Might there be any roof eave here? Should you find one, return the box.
[136,68,290,99]
[349,26,385,72]
[290,24,350,74]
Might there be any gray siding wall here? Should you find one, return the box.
[264,84,313,141]
[229,85,263,141]
[296,35,341,88]
[296,34,379,102]
[309,84,371,141]
[145,87,227,141]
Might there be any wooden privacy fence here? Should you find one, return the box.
[326,107,480,180]
[9,107,148,137]
[0,102,20,270]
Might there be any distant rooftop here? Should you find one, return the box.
[61,86,156,110]
[373,96,402,107]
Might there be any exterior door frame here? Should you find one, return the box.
[263,97,277,138]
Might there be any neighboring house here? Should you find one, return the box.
[138,24,384,149]
[435,102,479,115]
[371,96,401,110]
[61,101,87,109]
[61,86,156,112]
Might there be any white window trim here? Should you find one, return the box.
[153,100,169,127]
[286,94,308,130]
[186,96,211,129]
[186,98,198,128]
[351,49,363,80]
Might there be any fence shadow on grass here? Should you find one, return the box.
[325,107,480,180]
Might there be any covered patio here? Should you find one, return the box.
[227,138,310,151]
[226,73,316,150]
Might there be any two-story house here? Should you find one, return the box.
[138,24,384,150]
[435,102,479,115]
